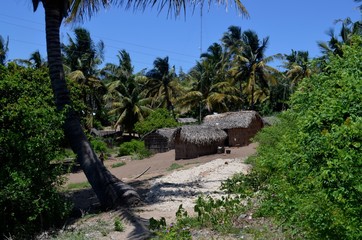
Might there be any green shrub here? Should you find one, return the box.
[114,217,125,232]
[244,36,362,239]
[119,139,151,159]
[134,108,179,136]
[0,65,71,238]
[111,161,126,168]
[149,205,192,240]
[90,138,108,154]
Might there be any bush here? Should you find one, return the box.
[0,65,71,238]
[134,108,179,136]
[119,139,151,159]
[244,36,362,239]
[90,138,108,154]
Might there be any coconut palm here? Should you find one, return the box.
[221,26,246,105]
[103,51,151,133]
[68,70,107,130]
[318,17,362,57]
[30,50,47,68]
[62,27,104,77]
[13,50,47,69]
[144,56,181,117]
[31,0,248,208]
[101,49,134,84]
[0,35,9,66]
[284,50,312,86]
[231,30,279,109]
[221,25,243,65]
[178,58,239,119]
[62,28,106,130]
[104,77,152,133]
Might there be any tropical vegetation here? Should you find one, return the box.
[0,0,361,238]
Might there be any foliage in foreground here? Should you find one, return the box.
[239,36,362,239]
[0,64,71,238]
[151,36,362,240]
[118,139,151,159]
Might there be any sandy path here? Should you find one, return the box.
[62,143,257,240]
[66,143,257,184]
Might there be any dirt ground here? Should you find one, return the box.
[57,143,258,240]
[66,143,257,185]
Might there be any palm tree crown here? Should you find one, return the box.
[0,35,9,66]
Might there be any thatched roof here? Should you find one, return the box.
[203,111,262,129]
[262,116,280,126]
[153,128,177,140]
[177,117,198,124]
[90,128,121,137]
[173,125,227,145]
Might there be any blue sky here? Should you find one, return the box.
[1,0,360,73]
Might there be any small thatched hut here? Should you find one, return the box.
[143,128,176,153]
[177,117,198,124]
[90,128,122,138]
[262,116,280,126]
[203,111,264,147]
[173,125,227,160]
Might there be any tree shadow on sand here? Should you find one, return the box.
[63,175,166,239]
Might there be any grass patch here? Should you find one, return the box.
[52,218,113,239]
[114,217,125,232]
[167,163,183,171]
[66,181,91,190]
[111,161,126,168]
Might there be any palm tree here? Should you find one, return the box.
[221,25,243,64]
[31,0,248,208]
[103,50,151,133]
[231,30,279,109]
[62,28,106,130]
[284,50,312,86]
[104,76,152,134]
[0,35,9,66]
[13,50,47,69]
[221,26,246,105]
[318,17,362,57]
[62,27,104,77]
[145,57,181,117]
[30,50,47,68]
[68,70,107,130]
[178,58,239,119]
[101,49,134,84]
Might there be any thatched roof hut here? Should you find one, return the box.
[262,116,280,126]
[173,125,227,160]
[203,111,264,147]
[90,128,122,138]
[177,117,198,124]
[143,128,176,153]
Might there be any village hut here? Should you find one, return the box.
[203,111,264,147]
[173,125,227,160]
[177,117,198,125]
[90,128,123,139]
[143,128,176,153]
[262,116,280,126]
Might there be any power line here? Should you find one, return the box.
[0,13,198,60]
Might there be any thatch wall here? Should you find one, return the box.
[173,125,227,160]
[203,111,264,147]
[143,128,176,153]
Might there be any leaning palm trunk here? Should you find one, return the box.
[43,1,140,208]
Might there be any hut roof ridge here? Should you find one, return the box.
[173,125,227,145]
[203,111,261,129]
